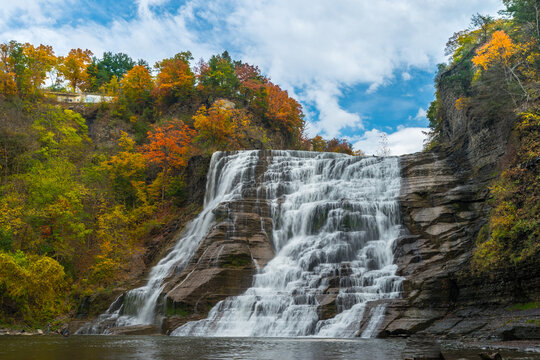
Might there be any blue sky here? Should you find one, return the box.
[1,0,503,154]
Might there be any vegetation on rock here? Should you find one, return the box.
[425,0,539,272]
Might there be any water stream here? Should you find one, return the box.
[174,151,404,337]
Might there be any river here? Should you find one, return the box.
[1,336,539,360]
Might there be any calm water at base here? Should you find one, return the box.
[0,336,539,360]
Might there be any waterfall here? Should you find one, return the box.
[77,151,261,334]
[172,151,404,337]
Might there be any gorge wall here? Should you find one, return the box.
[377,72,540,340]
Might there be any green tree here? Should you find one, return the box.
[198,51,240,101]
[87,52,136,92]
[502,0,540,39]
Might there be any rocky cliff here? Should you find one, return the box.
[377,70,540,340]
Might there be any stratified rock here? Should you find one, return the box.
[160,188,275,333]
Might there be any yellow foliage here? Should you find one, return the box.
[454,97,471,111]
[472,30,519,70]
[193,101,250,151]
[0,251,69,323]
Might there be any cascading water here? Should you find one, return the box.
[77,151,261,334]
[172,151,404,338]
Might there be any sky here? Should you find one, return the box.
[0,0,504,155]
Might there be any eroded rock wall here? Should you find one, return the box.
[378,73,540,340]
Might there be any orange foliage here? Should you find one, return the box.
[264,82,304,134]
[454,96,471,110]
[142,119,196,171]
[142,119,196,202]
[472,30,519,70]
[236,63,266,93]
[153,57,194,105]
[58,48,93,91]
[0,71,17,96]
[193,100,250,151]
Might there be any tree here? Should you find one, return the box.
[153,52,195,106]
[376,133,391,156]
[198,51,240,100]
[22,43,56,94]
[0,41,56,96]
[0,250,68,324]
[502,0,540,39]
[310,135,327,152]
[326,138,355,155]
[235,63,267,101]
[472,30,529,100]
[141,120,196,202]
[193,100,250,151]
[120,65,153,113]
[264,82,304,137]
[32,106,91,161]
[57,48,93,92]
[100,132,147,207]
[86,52,136,92]
[0,41,25,96]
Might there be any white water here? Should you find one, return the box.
[172,151,404,338]
[77,151,261,334]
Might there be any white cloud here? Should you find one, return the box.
[0,0,501,143]
[302,82,363,138]
[353,127,428,156]
[402,72,412,81]
[136,0,170,18]
[413,107,427,121]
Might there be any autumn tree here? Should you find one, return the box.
[235,63,267,105]
[326,138,355,155]
[153,52,195,106]
[310,135,327,152]
[22,43,56,94]
[264,82,304,138]
[141,120,196,202]
[100,132,147,207]
[32,106,91,162]
[57,48,93,92]
[120,65,153,113]
[193,100,250,151]
[0,41,25,96]
[0,41,56,96]
[472,30,531,101]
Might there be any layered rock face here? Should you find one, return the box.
[377,75,540,340]
[161,197,274,333]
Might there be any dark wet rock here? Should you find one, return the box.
[402,337,445,359]
[501,324,540,341]
[479,352,502,360]
[108,325,160,335]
